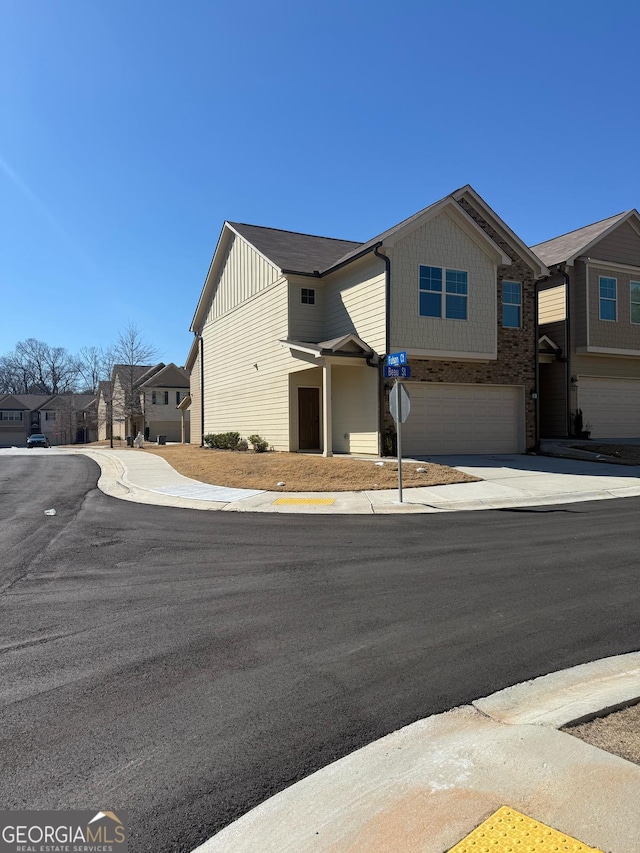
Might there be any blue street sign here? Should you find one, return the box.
[384,365,411,378]
[385,351,407,367]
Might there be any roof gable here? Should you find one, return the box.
[452,185,549,278]
[531,211,640,266]
[140,363,189,388]
[228,222,362,274]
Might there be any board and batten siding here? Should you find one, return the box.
[388,210,497,357]
[201,279,294,450]
[538,284,566,323]
[323,254,386,353]
[204,234,280,324]
[189,348,202,445]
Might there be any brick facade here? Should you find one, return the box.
[384,199,538,450]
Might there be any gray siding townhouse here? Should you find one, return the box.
[0,393,97,446]
[534,210,640,438]
[188,185,548,456]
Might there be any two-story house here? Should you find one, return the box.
[97,362,190,442]
[534,210,640,438]
[188,186,547,456]
[0,393,97,446]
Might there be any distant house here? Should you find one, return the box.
[534,210,640,438]
[0,393,97,446]
[187,185,547,456]
[97,362,190,442]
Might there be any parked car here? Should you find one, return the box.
[26,433,50,448]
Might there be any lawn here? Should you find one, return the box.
[137,444,480,492]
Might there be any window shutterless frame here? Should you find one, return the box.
[300,288,315,305]
[599,276,617,321]
[502,280,522,328]
[419,264,468,320]
[630,281,640,324]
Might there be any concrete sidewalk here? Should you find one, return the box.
[194,653,640,853]
[12,445,640,514]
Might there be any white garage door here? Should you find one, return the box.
[0,431,26,447]
[401,383,524,455]
[578,376,640,438]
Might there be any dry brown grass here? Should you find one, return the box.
[137,444,479,492]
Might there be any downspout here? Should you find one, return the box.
[534,277,547,450]
[198,333,205,446]
[559,266,571,436]
[374,243,391,456]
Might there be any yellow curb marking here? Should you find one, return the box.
[449,806,603,852]
[272,497,336,506]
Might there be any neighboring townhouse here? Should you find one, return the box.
[97,362,190,442]
[188,185,548,456]
[0,393,97,446]
[139,362,190,442]
[533,210,640,438]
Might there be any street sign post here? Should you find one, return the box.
[389,381,411,502]
[384,365,411,379]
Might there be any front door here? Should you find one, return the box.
[298,387,320,450]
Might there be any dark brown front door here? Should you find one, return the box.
[298,387,320,450]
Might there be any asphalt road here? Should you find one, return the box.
[1,455,639,852]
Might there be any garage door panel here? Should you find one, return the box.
[401,383,523,455]
[578,377,640,438]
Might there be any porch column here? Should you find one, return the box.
[322,361,332,457]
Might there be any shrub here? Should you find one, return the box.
[236,439,249,451]
[248,434,269,453]
[203,432,242,450]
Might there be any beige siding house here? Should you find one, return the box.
[533,210,640,438]
[97,362,190,443]
[189,186,548,456]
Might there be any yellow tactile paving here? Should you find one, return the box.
[448,806,603,852]
[272,497,336,505]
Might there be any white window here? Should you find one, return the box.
[151,391,169,405]
[502,281,522,328]
[419,266,468,320]
[599,276,617,321]
[0,411,22,421]
[301,288,315,305]
[45,411,56,421]
[631,281,640,324]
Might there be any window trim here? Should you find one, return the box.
[631,281,640,325]
[418,264,469,321]
[599,275,617,322]
[300,287,316,305]
[0,411,23,422]
[501,280,522,329]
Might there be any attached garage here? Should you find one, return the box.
[400,383,525,455]
[578,376,640,438]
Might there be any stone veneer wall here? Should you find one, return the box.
[384,199,538,450]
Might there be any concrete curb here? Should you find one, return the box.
[192,653,640,853]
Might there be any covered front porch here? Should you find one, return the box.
[282,335,381,457]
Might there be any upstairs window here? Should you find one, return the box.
[599,276,617,321]
[0,411,22,421]
[152,391,169,405]
[301,288,315,305]
[45,411,56,421]
[502,281,522,328]
[419,266,467,320]
[631,281,640,324]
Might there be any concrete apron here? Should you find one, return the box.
[194,653,640,853]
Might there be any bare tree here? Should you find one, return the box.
[77,346,110,394]
[0,338,80,394]
[109,324,157,445]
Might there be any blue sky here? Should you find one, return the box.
[1,0,639,364]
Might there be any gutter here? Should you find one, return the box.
[374,243,391,455]
[281,243,379,279]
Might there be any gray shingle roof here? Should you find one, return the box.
[531,212,628,266]
[228,222,362,274]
